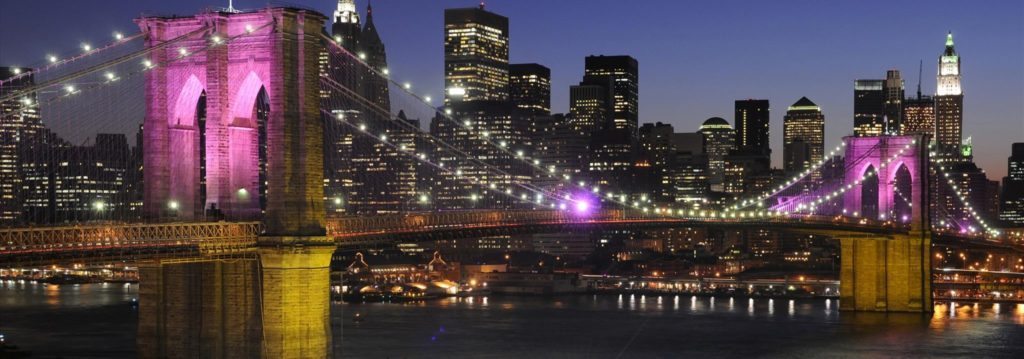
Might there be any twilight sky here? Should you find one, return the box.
[1,0,1022,179]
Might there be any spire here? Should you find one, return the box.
[945,31,954,48]
[334,0,359,24]
[365,0,374,24]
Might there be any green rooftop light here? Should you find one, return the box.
[946,32,954,47]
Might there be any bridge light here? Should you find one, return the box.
[358,124,367,131]
[499,141,507,148]
[424,96,432,103]
[419,194,429,203]
[20,97,31,106]
[444,108,452,115]
[178,48,188,56]
[516,150,523,158]
[245,24,254,33]
[470,194,479,201]
[379,134,387,141]
[403,82,411,90]
[48,55,58,63]
[168,201,179,210]
[533,159,540,165]
[82,43,92,52]
[382,68,389,75]
[65,85,76,94]
[358,52,366,60]
[93,201,105,211]
[333,197,343,205]
[333,35,342,43]
[114,32,124,40]
[143,59,153,68]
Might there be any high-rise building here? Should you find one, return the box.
[884,70,904,135]
[935,32,963,154]
[583,55,639,136]
[509,63,551,116]
[588,128,635,193]
[698,117,734,190]
[667,135,709,207]
[639,122,675,202]
[903,95,935,138]
[734,99,770,156]
[0,66,43,224]
[568,83,609,135]
[534,113,589,191]
[783,97,825,175]
[444,5,509,104]
[1001,143,1024,226]
[853,79,885,137]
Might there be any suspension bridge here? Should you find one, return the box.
[0,7,1015,342]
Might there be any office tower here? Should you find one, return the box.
[432,101,531,209]
[444,5,509,104]
[639,122,675,202]
[588,129,635,193]
[1001,143,1024,226]
[903,96,935,137]
[583,55,639,136]
[534,113,589,190]
[0,66,43,224]
[734,99,770,156]
[698,117,734,189]
[668,133,709,207]
[509,63,551,116]
[568,83,609,135]
[783,97,825,175]
[935,32,963,154]
[853,80,885,137]
[884,70,904,135]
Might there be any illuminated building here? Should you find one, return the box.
[588,128,635,193]
[884,69,904,134]
[534,114,589,191]
[783,97,825,175]
[583,55,639,137]
[902,95,935,137]
[668,151,709,207]
[569,83,609,135]
[444,5,509,104]
[698,117,734,190]
[935,32,963,155]
[853,79,884,137]
[0,66,43,224]
[639,122,675,202]
[734,99,770,156]
[1001,143,1024,226]
[509,63,551,116]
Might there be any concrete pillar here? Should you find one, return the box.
[258,247,334,359]
[839,232,932,312]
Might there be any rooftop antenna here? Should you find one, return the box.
[228,0,235,12]
[916,59,922,99]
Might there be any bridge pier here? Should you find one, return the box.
[839,232,932,312]
[257,243,334,359]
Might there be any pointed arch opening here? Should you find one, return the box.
[861,165,879,219]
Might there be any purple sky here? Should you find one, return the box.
[1,0,1021,179]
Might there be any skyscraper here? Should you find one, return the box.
[903,95,935,138]
[783,97,825,175]
[444,5,509,104]
[884,70,904,135]
[698,117,734,188]
[935,32,963,154]
[0,66,43,224]
[509,63,551,116]
[1001,143,1024,226]
[569,83,609,135]
[534,113,589,191]
[734,99,770,155]
[583,55,639,136]
[853,79,885,137]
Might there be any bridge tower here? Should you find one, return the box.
[139,8,333,357]
[840,135,932,312]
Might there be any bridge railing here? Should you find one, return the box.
[0,222,261,257]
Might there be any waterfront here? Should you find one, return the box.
[2,282,1023,357]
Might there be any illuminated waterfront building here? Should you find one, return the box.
[0,66,42,224]
[783,97,825,175]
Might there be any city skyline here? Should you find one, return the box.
[1,1,1020,179]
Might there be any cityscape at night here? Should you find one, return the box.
[0,0,1023,357]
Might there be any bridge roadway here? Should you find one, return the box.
[0,209,1011,266]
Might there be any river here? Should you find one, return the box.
[1,281,1023,357]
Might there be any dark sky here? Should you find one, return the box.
[1,0,1022,179]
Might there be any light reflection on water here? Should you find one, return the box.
[2,282,1024,357]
